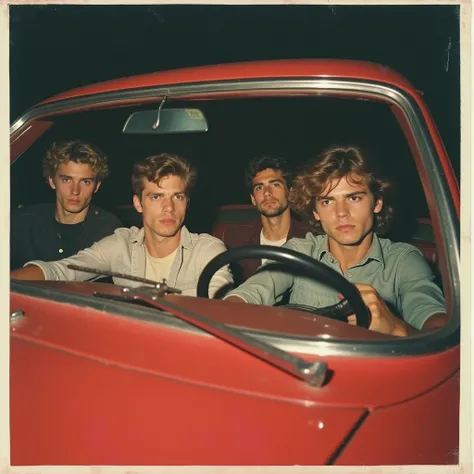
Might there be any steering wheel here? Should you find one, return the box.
[197,245,371,329]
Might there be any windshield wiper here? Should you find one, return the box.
[67,264,328,387]
[67,264,182,294]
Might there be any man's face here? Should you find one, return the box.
[133,174,187,239]
[313,173,383,247]
[48,161,100,215]
[250,168,289,218]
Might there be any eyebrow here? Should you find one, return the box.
[253,179,285,189]
[146,190,186,196]
[317,191,368,201]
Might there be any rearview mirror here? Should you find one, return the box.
[122,108,208,134]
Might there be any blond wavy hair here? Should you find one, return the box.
[42,140,109,182]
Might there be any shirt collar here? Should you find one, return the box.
[131,225,193,250]
[317,233,385,268]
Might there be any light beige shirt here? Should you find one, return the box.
[26,226,233,298]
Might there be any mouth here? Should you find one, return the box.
[160,219,176,226]
[336,225,355,232]
[68,199,81,205]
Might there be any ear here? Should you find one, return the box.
[186,197,191,209]
[93,181,102,194]
[133,194,143,214]
[250,194,256,207]
[374,197,383,214]
[312,209,321,221]
[48,176,56,190]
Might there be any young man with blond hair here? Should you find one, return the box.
[10,140,121,269]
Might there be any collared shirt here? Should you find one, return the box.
[226,233,446,330]
[26,226,233,298]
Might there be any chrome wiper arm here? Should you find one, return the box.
[67,264,182,295]
[119,286,328,388]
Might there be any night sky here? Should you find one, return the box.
[10,4,460,175]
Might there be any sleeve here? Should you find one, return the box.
[396,248,447,330]
[25,232,119,282]
[198,239,234,299]
[224,240,297,305]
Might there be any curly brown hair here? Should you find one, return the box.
[42,140,109,182]
[289,146,394,235]
[245,155,293,192]
[132,153,198,199]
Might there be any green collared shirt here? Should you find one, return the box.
[227,233,446,330]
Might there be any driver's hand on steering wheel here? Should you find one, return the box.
[344,283,411,337]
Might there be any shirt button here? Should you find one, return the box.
[347,273,353,278]
[59,248,64,254]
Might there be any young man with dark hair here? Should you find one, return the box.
[10,140,122,269]
[225,146,447,336]
[11,153,233,298]
[225,154,310,283]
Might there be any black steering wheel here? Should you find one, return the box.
[197,245,371,329]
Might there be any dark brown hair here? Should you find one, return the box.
[245,155,293,192]
[42,140,109,182]
[289,146,394,234]
[132,153,197,199]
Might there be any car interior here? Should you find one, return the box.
[10,95,441,286]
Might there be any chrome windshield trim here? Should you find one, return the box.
[10,76,460,354]
[11,78,406,135]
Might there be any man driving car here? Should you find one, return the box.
[225,145,447,336]
[11,153,233,298]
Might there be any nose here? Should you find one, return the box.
[263,185,273,197]
[162,196,175,212]
[335,200,349,217]
[71,182,81,195]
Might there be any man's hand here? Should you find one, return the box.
[345,283,413,337]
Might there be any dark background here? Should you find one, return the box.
[10,4,460,175]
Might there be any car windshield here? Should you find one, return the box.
[10,86,459,352]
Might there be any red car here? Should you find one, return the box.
[10,59,460,466]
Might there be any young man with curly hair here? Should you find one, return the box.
[225,146,447,336]
[11,153,233,298]
[10,140,122,269]
[225,155,311,283]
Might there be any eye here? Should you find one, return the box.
[173,194,185,201]
[151,194,161,200]
[272,182,281,188]
[320,199,331,206]
[83,180,93,185]
[61,177,71,183]
[254,185,262,192]
[349,195,361,202]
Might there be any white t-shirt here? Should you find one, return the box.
[145,247,179,283]
[260,230,287,265]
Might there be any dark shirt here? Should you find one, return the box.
[10,202,122,270]
[224,215,312,284]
